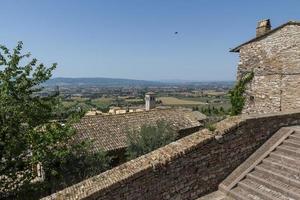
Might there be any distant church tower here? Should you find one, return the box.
[145,92,156,111]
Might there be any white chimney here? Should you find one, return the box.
[145,92,156,111]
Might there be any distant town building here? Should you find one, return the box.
[85,110,103,116]
[145,92,156,111]
[108,107,122,114]
[115,109,127,114]
[106,92,158,115]
[231,19,300,114]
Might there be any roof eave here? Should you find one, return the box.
[229,48,240,53]
[229,21,300,53]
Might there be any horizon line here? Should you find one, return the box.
[51,76,235,82]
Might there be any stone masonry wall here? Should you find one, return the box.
[237,24,300,114]
[42,110,300,200]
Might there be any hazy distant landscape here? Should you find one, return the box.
[45,77,164,87]
[42,77,233,118]
[46,77,234,87]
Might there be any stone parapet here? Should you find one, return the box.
[42,110,300,200]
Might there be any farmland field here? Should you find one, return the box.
[158,97,207,105]
[91,97,113,106]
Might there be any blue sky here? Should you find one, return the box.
[1,0,300,81]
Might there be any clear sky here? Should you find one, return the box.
[1,0,300,81]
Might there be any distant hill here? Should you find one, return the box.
[45,77,234,88]
[45,77,165,87]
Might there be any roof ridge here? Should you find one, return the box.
[82,108,180,119]
[74,108,204,152]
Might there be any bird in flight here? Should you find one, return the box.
[174,32,178,34]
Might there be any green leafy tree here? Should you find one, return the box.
[126,120,177,160]
[0,42,110,199]
[229,71,254,115]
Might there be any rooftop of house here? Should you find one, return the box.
[73,108,206,152]
[230,20,300,52]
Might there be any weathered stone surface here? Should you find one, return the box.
[41,110,300,200]
[218,126,300,199]
[236,23,300,114]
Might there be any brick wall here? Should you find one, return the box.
[237,24,300,114]
[42,110,300,200]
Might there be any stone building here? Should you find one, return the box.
[231,19,300,114]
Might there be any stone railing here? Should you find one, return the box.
[42,110,300,200]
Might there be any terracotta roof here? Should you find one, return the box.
[230,21,300,52]
[74,109,205,152]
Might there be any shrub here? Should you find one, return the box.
[126,120,177,160]
[205,123,216,132]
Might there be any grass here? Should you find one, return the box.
[158,97,207,105]
[173,95,231,110]
[125,98,144,103]
[70,97,90,102]
[202,90,227,96]
[91,97,113,106]
[62,101,77,108]
[62,97,113,111]
[205,123,216,131]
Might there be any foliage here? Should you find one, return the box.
[192,106,199,111]
[25,141,110,197]
[205,123,216,132]
[96,105,110,113]
[84,98,110,113]
[126,120,177,160]
[111,97,125,107]
[229,71,254,116]
[0,42,110,199]
[200,105,229,116]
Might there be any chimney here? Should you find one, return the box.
[145,92,156,111]
[256,19,271,37]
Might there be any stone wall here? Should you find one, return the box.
[42,110,300,200]
[237,24,300,114]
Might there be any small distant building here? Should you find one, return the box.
[231,19,300,114]
[128,108,144,113]
[108,107,121,114]
[85,110,103,116]
[115,109,127,114]
[145,92,156,111]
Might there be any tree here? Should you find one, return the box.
[219,106,224,113]
[0,42,110,199]
[126,120,177,160]
[192,106,199,111]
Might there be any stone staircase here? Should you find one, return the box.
[199,126,300,200]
